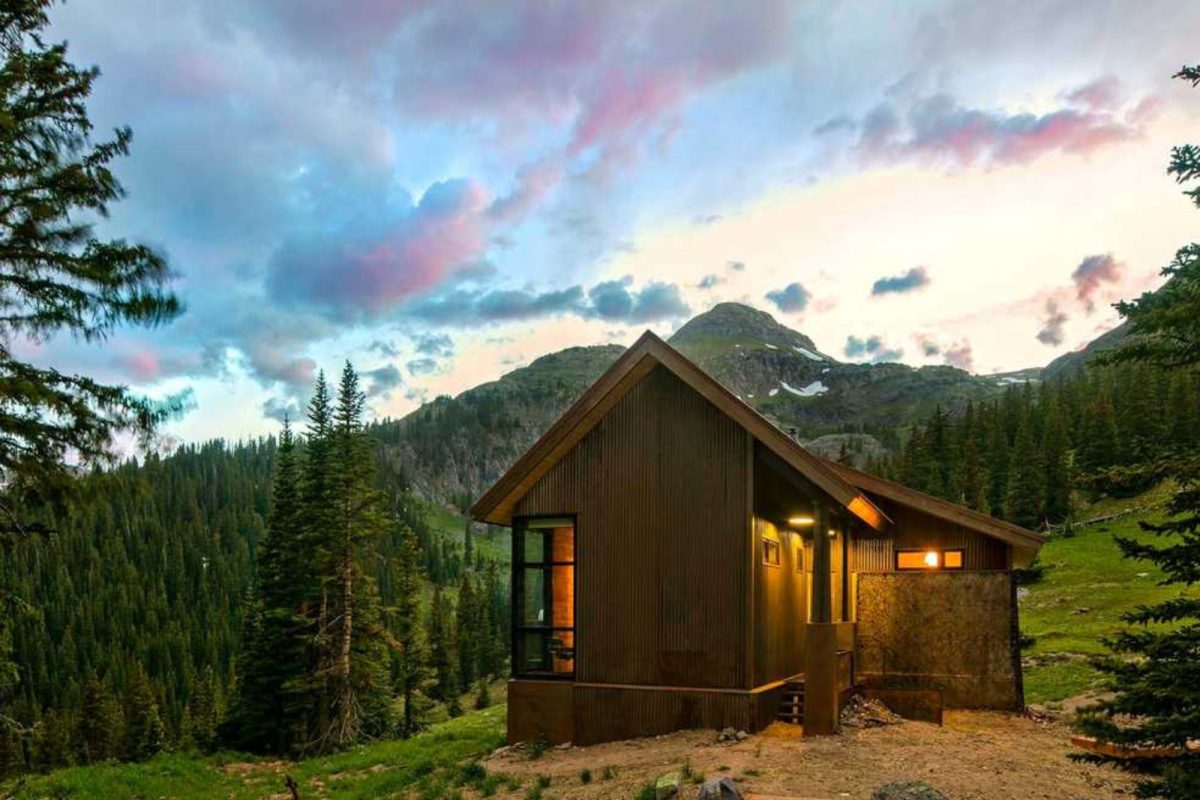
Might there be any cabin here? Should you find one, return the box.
[471,332,1046,744]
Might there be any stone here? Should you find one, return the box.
[717,726,737,742]
[734,730,749,741]
[871,780,948,800]
[697,776,744,800]
[655,771,682,799]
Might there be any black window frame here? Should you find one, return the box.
[512,515,577,680]
[762,537,781,567]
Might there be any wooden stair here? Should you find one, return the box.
[776,679,805,724]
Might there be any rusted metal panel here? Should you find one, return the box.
[573,684,757,745]
[515,365,749,689]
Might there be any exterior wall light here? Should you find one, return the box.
[788,515,815,527]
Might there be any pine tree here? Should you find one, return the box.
[455,570,479,692]
[1041,399,1072,522]
[123,667,165,761]
[1004,413,1044,529]
[1076,63,1200,799]
[427,586,458,703]
[189,668,219,753]
[224,419,311,753]
[79,674,120,763]
[394,528,434,738]
[323,363,393,749]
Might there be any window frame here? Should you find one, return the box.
[894,548,966,571]
[512,514,577,680]
[762,536,781,567]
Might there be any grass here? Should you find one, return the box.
[3,704,508,800]
[1020,484,1187,704]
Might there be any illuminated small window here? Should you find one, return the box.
[795,540,805,573]
[762,538,781,567]
[896,549,965,570]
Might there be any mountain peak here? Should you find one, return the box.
[669,302,823,353]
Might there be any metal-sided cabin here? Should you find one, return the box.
[471,332,1046,744]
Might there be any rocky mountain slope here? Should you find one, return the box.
[377,302,1113,501]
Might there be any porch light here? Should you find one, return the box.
[787,515,815,527]
[923,550,939,568]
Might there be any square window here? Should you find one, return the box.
[762,538,781,567]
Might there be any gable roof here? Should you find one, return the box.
[820,457,1047,566]
[470,331,890,530]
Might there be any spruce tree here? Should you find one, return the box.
[79,674,120,763]
[123,667,165,761]
[1041,398,1072,522]
[455,570,479,692]
[1076,63,1200,799]
[427,585,458,703]
[1004,412,1044,529]
[324,363,393,748]
[394,528,433,738]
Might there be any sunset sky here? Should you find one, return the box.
[35,0,1200,444]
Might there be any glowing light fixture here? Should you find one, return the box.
[787,515,815,527]
[923,550,939,568]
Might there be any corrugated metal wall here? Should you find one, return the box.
[515,365,750,689]
[752,517,806,686]
[852,498,1009,573]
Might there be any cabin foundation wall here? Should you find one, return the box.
[854,572,1021,709]
[506,680,785,746]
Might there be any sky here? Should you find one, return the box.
[33,0,1200,445]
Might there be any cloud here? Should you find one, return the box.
[407,357,438,376]
[727,260,746,272]
[696,274,723,290]
[1071,253,1123,311]
[844,334,903,362]
[942,340,974,372]
[410,332,455,357]
[262,395,301,424]
[1036,299,1069,346]
[586,277,691,323]
[368,339,400,358]
[915,335,941,357]
[1063,75,1123,111]
[267,179,491,321]
[871,266,930,296]
[765,282,811,313]
[364,364,403,398]
[840,80,1152,169]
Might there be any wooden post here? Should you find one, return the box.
[804,501,839,735]
[811,503,831,624]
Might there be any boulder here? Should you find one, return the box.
[871,780,948,800]
[697,776,744,800]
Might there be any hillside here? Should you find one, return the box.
[379,302,1037,501]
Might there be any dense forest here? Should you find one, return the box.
[0,396,509,774]
[874,362,1200,530]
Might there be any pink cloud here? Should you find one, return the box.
[1071,253,1123,311]
[943,340,974,372]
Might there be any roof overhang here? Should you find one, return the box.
[821,458,1048,567]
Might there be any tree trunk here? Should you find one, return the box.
[336,547,354,744]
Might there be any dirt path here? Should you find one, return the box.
[484,711,1137,799]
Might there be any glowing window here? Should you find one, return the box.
[762,538,781,567]
[896,549,965,571]
[514,517,575,678]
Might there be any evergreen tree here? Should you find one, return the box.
[188,668,219,753]
[324,363,393,748]
[123,667,164,761]
[427,586,458,703]
[1076,63,1200,799]
[455,570,479,692]
[393,528,433,738]
[1041,398,1072,522]
[79,674,120,763]
[1004,413,1044,529]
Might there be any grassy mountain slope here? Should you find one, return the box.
[3,703,509,799]
[1021,484,1182,705]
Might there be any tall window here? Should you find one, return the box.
[513,517,575,678]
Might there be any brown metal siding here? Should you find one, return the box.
[752,517,806,686]
[515,365,749,689]
[852,496,1009,573]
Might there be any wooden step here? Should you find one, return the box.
[776,681,806,725]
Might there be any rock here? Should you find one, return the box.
[697,776,744,800]
[841,695,902,728]
[555,742,571,750]
[871,780,948,800]
[734,729,749,741]
[717,726,737,742]
[655,771,681,799]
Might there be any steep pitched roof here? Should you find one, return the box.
[470,331,891,529]
[821,457,1047,566]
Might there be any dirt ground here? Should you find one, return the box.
[484,710,1139,799]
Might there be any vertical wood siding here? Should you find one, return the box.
[515,365,749,689]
